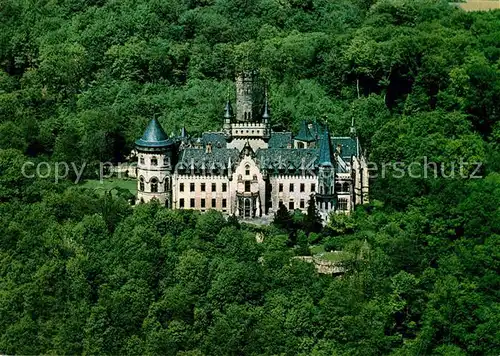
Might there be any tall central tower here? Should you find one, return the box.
[235,70,263,122]
[226,70,270,151]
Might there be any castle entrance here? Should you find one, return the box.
[244,198,251,217]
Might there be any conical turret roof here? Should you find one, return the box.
[135,118,173,148]
[318,129,333,167]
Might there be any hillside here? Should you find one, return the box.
[0,0,499,354]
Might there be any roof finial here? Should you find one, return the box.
[350,116,357,137]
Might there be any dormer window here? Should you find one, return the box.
[151,157,158,166]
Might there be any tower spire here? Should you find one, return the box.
[224,100,233,119]
[350,116,357,137]
[262,90,270,120]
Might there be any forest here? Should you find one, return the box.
[0,0,499,354]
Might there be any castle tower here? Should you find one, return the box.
[316,129,336,217]
[235,70,262,122]
[226,70,270,150]
[135,118,174,206]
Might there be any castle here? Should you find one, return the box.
[135,71,369,220]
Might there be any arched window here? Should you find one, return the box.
[140,156,145,165]
[343,183,350,192]
[245,165,250,176]
[151,177,158,193]
[139,176,145,192]
[335,183,342,192]
[151,157,158,166]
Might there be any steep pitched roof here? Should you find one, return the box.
[308,121,324,140]
[331,137,358,160]
[256,148,319,174]
[295,120,315,142]
[318,129,333,167]
[202,132,227,148]
[135,118,173,148]
[268,132,292,148]
[175,147,239,172]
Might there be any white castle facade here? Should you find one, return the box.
[135,71,369,220]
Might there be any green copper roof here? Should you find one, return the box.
[135,118,173,148]
[295,120,315,142]
[318,129,333,167]
[332,137,358,160]
[268,132,292,148]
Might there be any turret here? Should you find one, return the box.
[223,100,233,138]
[262,93,271,139]
[235,70,263,122]
[135,117,174,206]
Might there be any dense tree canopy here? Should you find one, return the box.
[0,0,499,354]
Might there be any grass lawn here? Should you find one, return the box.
[81,178,137,196]
[310,244,350,263]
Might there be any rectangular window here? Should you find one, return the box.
[311,183,316,192]
[201,183,206,192]
[338,198,348,211]
[245,181,251,192]
[279,183,283,192]
[222,183,227,192]
[300,199,305,209]
[190,183,195,192]
[222,199,227,208]
[190,198,195,208]
[289,201,294,210]
[212,198,216,208]
[180,183,184,192]
[212,183,216,192]
[300,183,305,192]
[289,183,294,192]
[179,198,185,208]
[201,199,205,208]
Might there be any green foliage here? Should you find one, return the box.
[0,0,500,354]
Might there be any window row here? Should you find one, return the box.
[278,183,316,193]
[179,182,228,192]
[179,198,227,209]
[234,129,261,135]
[278,199,306,211]
[139,156,169,167]
[139,177,169,193]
